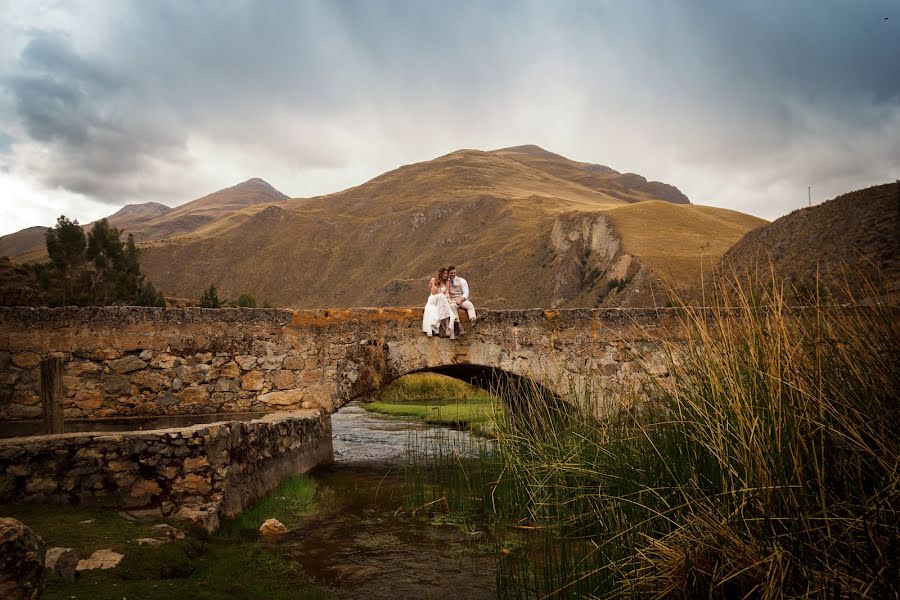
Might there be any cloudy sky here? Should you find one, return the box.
[1,0,898,236]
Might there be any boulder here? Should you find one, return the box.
[76,549,124,571]
[45,547,78,582]
[173,504,220,534]
[0,518,46,600]
[151,524,185,540]
[135,537,166,547]
[258,518,289,536]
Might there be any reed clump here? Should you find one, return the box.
[406,278,900,598]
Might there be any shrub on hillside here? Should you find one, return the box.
[199,284,221,308]
[237,293,256,308]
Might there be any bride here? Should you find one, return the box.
[422,267,457,339]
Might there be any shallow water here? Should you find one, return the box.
[271,403,496,599]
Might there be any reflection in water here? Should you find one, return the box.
[271,403,496,600]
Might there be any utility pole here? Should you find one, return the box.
[808,186,811,207]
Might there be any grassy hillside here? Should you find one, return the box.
[719,182,899,303]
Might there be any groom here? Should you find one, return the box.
[448,266,477,334]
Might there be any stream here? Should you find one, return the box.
[270,403,496,599]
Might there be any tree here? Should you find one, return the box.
[199,284,221,308]
[38,215,165,307]
[237,292,256,308]
[45,216,86,306]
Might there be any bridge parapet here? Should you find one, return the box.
[0,306,681,420]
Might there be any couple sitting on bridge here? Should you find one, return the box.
[422,265,477,339]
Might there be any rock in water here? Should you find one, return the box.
[76,549,124,571]
[258,518,289,536]
[0,517,47,600]
[45,547,79,582]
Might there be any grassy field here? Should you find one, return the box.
[402,278,900,597]
[362,372,498,434]
[2,475,329,600]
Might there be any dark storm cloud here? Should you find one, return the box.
[1,0,898,218]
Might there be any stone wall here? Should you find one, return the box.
[0,306,683,420]
[0,410,333,532]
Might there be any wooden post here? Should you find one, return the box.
[40,357,64,434]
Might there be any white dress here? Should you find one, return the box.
[422,285,457,335]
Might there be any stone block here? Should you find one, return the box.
[155,393,179,408]
[5,405,41,419]
[178,386,210,406]
[74,389,104,410]
[300,369,323,383]
[11,352,41,369]
[270,370,295,390]
[194,352,213,364]
[235,355,257,370]
[258,389,304,407]
[212,378,238,393]
[108,355,147,374]
[150,353,178,369]
[11,390,39,406]
[183,456,209,472]
[66,361,101,377]
[130,370,169,391]
[139,349,153,361]
[91,349,123,361]
[218,362,241,378]
[241,370,264,391]
[281,355,304,370]
[172,474,212,496]
[101,374,132,397]
[26,478,58,495]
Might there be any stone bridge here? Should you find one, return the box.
[0,307,680,421]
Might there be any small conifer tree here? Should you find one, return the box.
[199,284,221,308]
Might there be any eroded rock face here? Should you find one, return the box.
[0,517,46,600]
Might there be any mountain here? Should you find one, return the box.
[134,147,764,308]
[490,145,691,205]
[719,182,900,302]
[106,202,171,232]
[0,178,290,261]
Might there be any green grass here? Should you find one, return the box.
[218,475,318,539]
[3,475,330,600]
[364,372,498,434]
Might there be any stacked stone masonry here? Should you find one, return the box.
[0,410,333,532]
[0,306,681,420]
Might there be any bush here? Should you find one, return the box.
[237,293,256,308]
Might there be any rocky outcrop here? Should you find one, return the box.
[0,518,46,600]
[546,214,647,307]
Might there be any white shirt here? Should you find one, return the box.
[450,276,469,301]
